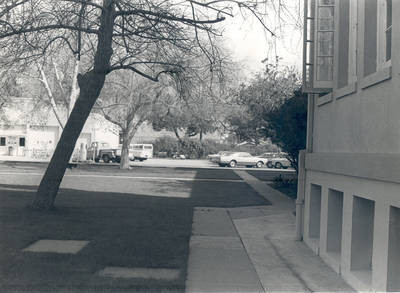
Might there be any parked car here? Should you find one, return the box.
[129,144,153,161]
[218,152,267,168]
[207,151,231,163]
[87,141,132,163]
[266,153,291,169]
[96,148,121,163]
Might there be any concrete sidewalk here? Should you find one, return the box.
[185,171,354,292]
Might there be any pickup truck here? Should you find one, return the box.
[87,142,121,163]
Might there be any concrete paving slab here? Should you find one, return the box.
[229,206,268,220]
[192,207,237,237]
[256,267,311,292]
[98,267,180,280]
[23,239,89,254]
[186,208,264,293]
[189,236,243,250]
[232,209,354,292]
[185,281,264,293]
[188,247,261,273]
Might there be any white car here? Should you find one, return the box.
[267,155,291,169]
[218,152,268,168]
[208,151,231,163]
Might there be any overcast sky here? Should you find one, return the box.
[221,2,303,77]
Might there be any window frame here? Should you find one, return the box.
[377,0,392,70]
[334,0,358,91]
[360,0,392,89]
[313,0,335,89]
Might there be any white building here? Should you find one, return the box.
[299,0,399,291]
[0,98,119,160]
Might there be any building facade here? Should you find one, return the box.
[0,99,119,160]
[300,0,399,291]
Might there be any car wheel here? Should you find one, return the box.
[267,162,273,168]
[102,155,110,163]
[94,158,100,163]
[229,160,237,168]
[275,162,282,169]
[256,161,263,168]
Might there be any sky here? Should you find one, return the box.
[221,2,303,78]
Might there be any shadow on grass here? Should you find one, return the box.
[0,169,269,292]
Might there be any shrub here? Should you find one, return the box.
[271,175,298,199]
[152,136,233,159]
[152,136,179,157]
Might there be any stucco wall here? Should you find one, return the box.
[313,71,400,153]
[312,2,400,154]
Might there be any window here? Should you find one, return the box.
[377,0,392,67]
[315,0,335,85]
[0,137,5,146]
[302,0,335,92]
[385,0,392,61]
[19,137,25,147]
[364,0,392,77]
[364,0,378,77]
[337,0,357,89]
[337,0,350,88]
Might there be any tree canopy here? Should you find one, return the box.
[265,90,307,171]
[226,63,300,144]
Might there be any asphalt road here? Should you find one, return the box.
[0,161,279,209]
[0,161,295,202]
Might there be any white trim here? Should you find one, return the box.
[334,82,357,99]
[317,92,333,106]
[313,1,335,89]
[360,66,392,89]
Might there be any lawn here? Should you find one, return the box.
[0,169,269,292]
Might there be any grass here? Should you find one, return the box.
[268,177,298,199]
[246,169,296,182]
[0,168,269,292]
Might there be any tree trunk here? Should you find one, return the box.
[119,123,140,170]
[32,0,115,210]
[68,58,80,116]
[32,71,106,209]
[120,129,131,169]
[173,128,183,144]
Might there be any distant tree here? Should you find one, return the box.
[0,68,23,123]
[34,52,82,129]
[226,63,300,144]
[264,90,307,172]
[151,54,230,143]
[96,71,164,169]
